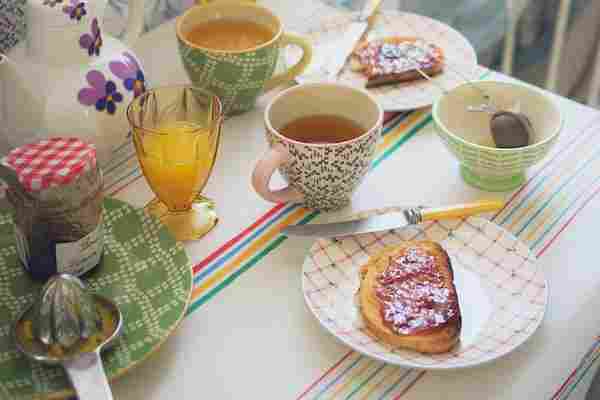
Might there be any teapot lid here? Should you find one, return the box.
[2,138,97,192]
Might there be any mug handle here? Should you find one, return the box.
[263,33,313,92]
[252,144,304,204]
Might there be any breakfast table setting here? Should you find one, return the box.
[1,0,600,399]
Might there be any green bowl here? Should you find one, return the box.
[432,81,563,191]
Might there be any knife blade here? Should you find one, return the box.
[283,210,413,238]
[281,200,504,238]
[320,0,382,79]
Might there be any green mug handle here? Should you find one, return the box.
[263,32,313,92]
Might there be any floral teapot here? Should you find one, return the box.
[0,0,147,166]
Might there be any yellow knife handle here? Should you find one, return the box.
[421,200,505,222]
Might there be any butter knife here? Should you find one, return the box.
[320,0,382,79]
[282,200,504,238]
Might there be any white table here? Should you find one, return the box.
[104,2,600,399]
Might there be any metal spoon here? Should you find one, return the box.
[396,45,533,148]
[14,283,122,400]
[467,102,533,148]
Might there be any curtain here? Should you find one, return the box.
[513,0,600,102]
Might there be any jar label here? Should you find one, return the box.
[56,217,104,276]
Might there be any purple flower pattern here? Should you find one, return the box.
[109,53,146,98]
[78,70,123,115]
[79,18,102,56]
[63,0,86,21]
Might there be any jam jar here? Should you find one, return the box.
[2,138,104,281]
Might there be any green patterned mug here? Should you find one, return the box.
[176,2,312,116]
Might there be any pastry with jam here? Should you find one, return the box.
[351,37,445,88]
[358,241,461,353]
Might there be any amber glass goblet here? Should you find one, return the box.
[127,85,223,241]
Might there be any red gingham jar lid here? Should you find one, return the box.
[1,138,97,192]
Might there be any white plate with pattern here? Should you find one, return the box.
[301,208,548,369]
[286,11,479,111]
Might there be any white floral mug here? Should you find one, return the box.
[252,83,383,211]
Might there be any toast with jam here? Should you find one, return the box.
[358,240,461,353]
[351,37,444,88]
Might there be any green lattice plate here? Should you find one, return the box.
[0,197,193,400]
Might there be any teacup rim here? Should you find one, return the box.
[176,2,283,54]
[264,82,384,148]
[432,80,564,153]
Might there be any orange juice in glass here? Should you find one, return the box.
[127,86,223,241]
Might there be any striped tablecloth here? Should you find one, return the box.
[101,4,600,398]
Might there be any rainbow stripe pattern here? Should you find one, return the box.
[552,338,600,400]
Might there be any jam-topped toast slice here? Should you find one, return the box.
[359,240,461,354]
[351,37,445,88]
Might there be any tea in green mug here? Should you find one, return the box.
[185,19,274,51]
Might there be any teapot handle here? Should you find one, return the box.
[122,0,145,47]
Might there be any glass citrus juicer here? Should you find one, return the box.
[127,85,224,241]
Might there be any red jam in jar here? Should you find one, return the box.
[2,138,104,281]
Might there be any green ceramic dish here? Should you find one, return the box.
[433,80,563,191]
[0,197,192,400]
